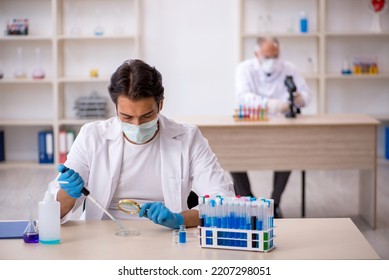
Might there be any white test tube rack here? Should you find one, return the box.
[198,226,275,252]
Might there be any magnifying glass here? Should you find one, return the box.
[117,199,141,215]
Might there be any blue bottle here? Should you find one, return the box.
[385,127,389,160]
[300,11,308,33]
[179,225,186,244]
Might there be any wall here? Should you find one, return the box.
[141,0,239,118]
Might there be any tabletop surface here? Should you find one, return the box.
[174,114,380,127]
[0,218,379,260]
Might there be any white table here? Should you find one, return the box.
[0,218,379,260]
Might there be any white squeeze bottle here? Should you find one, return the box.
[39,190,61,244]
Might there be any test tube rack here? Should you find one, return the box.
[198,226,275,252]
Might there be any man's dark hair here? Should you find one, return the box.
[108,59,164,106]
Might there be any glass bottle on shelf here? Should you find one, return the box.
[14,47,27,79]
[113,7,124,35]
[258,14,272,34]
[69,3,81,35]
[32,48,45,79]
[94,7,104,36]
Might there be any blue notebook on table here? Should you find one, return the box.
[0,221,28,239]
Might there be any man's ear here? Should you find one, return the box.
[159,98,164,112]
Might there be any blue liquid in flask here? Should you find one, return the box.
[23,231,39,243]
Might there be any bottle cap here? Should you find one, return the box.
[43,190,54,201]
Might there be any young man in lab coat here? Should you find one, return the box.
[232,37,311,218]
[51,59,235,229]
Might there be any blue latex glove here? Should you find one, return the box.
[139,202,184,229]
[57,164,84,199]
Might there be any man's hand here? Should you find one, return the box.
[139,202,184,229]
[57,164,84,198]
[268,99,289,114]
[293,92,305,108]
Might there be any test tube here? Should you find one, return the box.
[220,197,229,245]
[204,195,210,227]
[215,196,222,228]
[198,196,204,227]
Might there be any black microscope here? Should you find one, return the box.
[284,75,301,118]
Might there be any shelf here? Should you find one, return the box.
[58,77,110,83]
[0,78,53,85]
[325,74,389,80]
[326,32,389,37]
[59,119,105,126]
[242,32,320,39]
[0,36,52,42]
[0,161,55,170]
[0,120,54,126]
[57,35,136,41]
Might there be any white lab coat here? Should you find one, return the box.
[235,57,310,111]
[51,114,234,222]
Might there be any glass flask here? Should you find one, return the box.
[23,192,39,243]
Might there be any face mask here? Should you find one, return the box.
[261,58,279,75]
[119,116,159,144]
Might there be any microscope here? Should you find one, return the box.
[284,75,301,118]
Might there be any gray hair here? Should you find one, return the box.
[255,36,280,52]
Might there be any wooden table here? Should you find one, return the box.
[0,218,379,260]
[176,114,379,228]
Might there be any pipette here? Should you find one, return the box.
[54,168,136,236]
[80,187,139,236]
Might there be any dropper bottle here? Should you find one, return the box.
[39,189,61,244]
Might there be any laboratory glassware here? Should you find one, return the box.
[39,190,60,244]
[14,47,27,79]
[32,48,45,79]
[80,187,138,236]
[23,192,39,243]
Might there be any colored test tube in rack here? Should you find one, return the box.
[198,195,275,251]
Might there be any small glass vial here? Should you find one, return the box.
[178,225,186,244]
[172,229,179,244]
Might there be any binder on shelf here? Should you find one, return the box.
[0,130,4,162]
[59,130,67,163]
[38,130,54,164]
[58,129,76,163]
[66,130,75,154]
